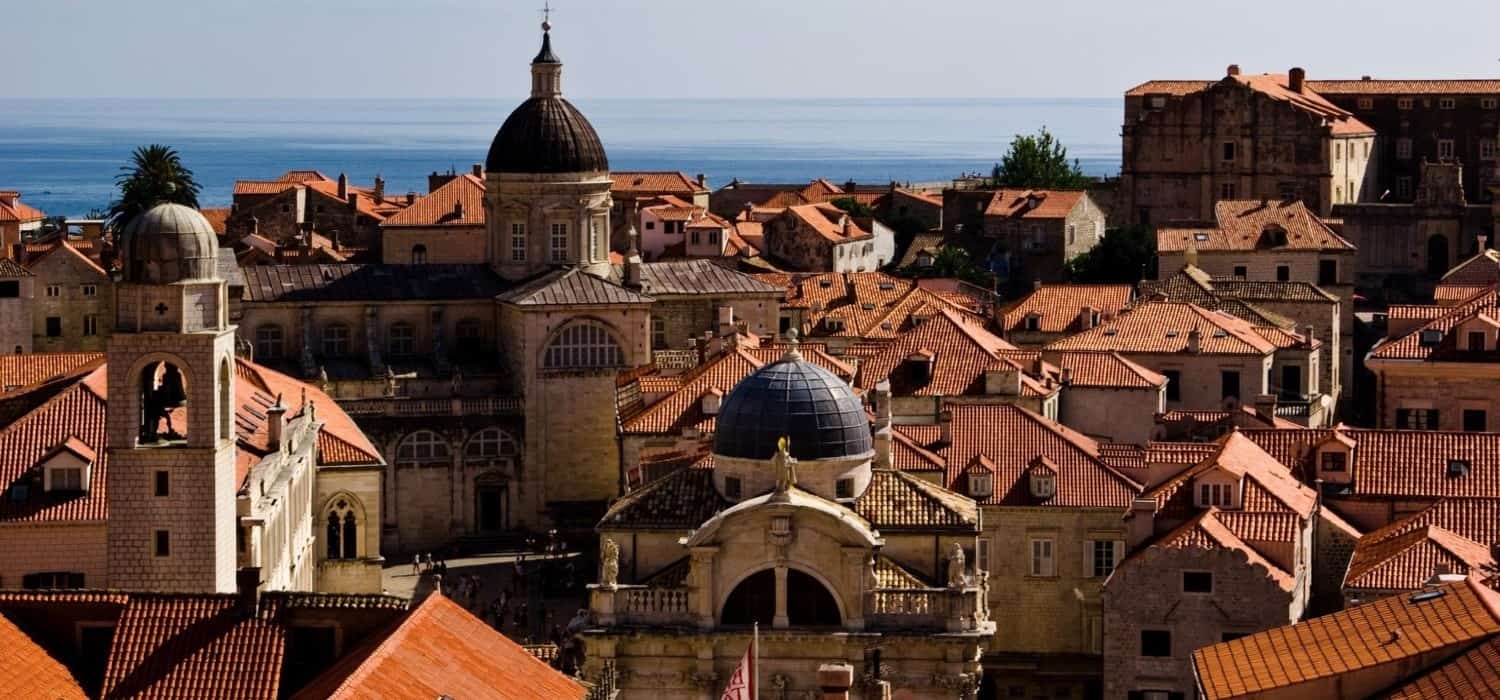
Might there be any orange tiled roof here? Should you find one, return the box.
[855,308,1057,397]
[1001,284,1133,334]
[277,170,333,184]
[0,352,103,393]
[1045,350,1166,389]
[234,180,297,196]
[1045,301,1288,355]
[101,594,286,699]
[200,207,231,235]
[381,174,485,227]
[983,189,1085,219]
[1372,289,1500,360]
[1157,199,1356,253]
[1345,524,1495,592]
[765,272,984,340]
[1192,577,1500,699]
[1128,73,1374,134]
[1367,498,1500,551]
[1153,508,1294,589]
[1243,428,1500,500]
[783,203,871,243]
[1435,284,1494,305]
[893,403,1140,508]
[611,171,707,196]
[1307,79,1500,95]
[1377,636,1500,699]
[291,593,586,700]
[0,195,46,224]
[0,611,86,699]
[1441,249,1500,285]
[1141,432,1316,521]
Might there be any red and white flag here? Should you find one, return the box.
[720,634,756,700]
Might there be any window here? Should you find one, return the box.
[464,428,518,459]
[255,325,283,360]
[709,230,720,245]
[977,538,991,573]
[1232,265,1247,279]
[511,223,527,261]
[724,476,742,500]
[81,284,97,297]
[82,315,97,337]
[1319,452,1347,473]
[1092,540,1123,578]
[455,318,483,356]
[1396,138,1413,160]
[650,316,667,350]
[645,221,655,230]
[1358,97,1374,110]
[549,222,568,262]
[690,230,701,245]
[1464,409,1487,433]
[1396,177,1414,199]
[411,245,427,264]
[1198,482,1235,507]
[1068,224,1076,244]
[1163,370,1181,402]
[396,430,450,463]
[45,285,61,298]
[1319,259,1338,285]
[543,322,624,370]
[1276,265,1291,282]
[835,478,854,499]
[48,467,83,492]
[1397,97,1413,110]
[21,572,85,589]
[1438,139,1455,160]
[387,321,415,356]
[0,281,17,298]
[1222,141,1236,161]
[154,530,170,557]
[1140,630,1172,657]
[1221,371,1240,402]
[1439,97,1456,110]
[1334,143,1341,160]
[970,472,994,498]
[45,317,61,337]
[1219,182,1236,200]
[1024,315,1041,331]
[322,323,351,356]
[1449,459,1471,478]
[1396,408,1439,430]
[154,470,170,497]
[589,218,600,259]
[1484,98,1499,110]
[1469,331,1488,352]
[1183,571,1213,593]
[1029,537,1056,577]
[1482,140,1497,161]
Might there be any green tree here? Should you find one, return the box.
[990,127,1090,190]
[903,246,992,287]
[1064,225,1156,284]
[829,196,874,217]
[108,145,201,230]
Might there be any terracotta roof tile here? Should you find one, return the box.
[1441,250,1500,285]
[1129,73,1373,134]
[0,611,86,700]
[1001,284,1133,334]
[0,352,102,394]
[783,203,871,243]
[381,174,485,227]
[1244,428,1500,500]
[0,194,47,223]
[1345,524,1496,592]
[1046,301,1288,355]
[101,594,286,700]
[853,468,979,532]
[1308,79,1500,95]
[1157,199,1355,253]
[1153,509,1294,589]
[1192,577,1500,699]
[292,593,585,700]
[1372,289,1500,360]
[1044,350,1166,389]
[1377,636,1500,699]
[1435,284,1494,305]
[855,308,1056,397]
[983,189,1085,219]
[611,171,707,196]
[1141,432,1315,523]
[200,207,231,235]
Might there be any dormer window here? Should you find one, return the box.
[41,437,95,493]
[1448,459,1471,478]
[824,318,846,332]
[878,282,895,291]
[970,473,994,498]
[1319,452,1347,472]
[702,390,722,416]
[1196,480,1238,508]
[1420,329,1443,346]
[1024,313,1041,331]
[1030,472,1055,499]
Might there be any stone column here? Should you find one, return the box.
[842,547,867,630]
[773,565,789,628]
[691,546,718,629]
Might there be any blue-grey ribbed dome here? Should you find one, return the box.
[713,355,872,461]
[120,203,220,284]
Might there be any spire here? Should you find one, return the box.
[529,14,563,98]
[532,5,560,65]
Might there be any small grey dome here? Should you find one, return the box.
[713,355,873,461]
[120,203,220,284]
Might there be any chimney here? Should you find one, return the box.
[1185,243,1199,268]
[701,389,723,416]
[1481,234,1491,252]
[740,202,755,222]
[984,367,1022,396]
[1254,394,1279,420]
[1127,497,1157,549]
[249,216,259,237]
[1061,367,1073,385]
[818,663,855,700]
[1079,306,1097,331]
[1226,64,1241,77]
[337,172,348,200]
[348,192,360,213]
[1303,324,1317,347]
[1289,67,1306,93]
[696,173,706,188]
[237,567,262,616]
[373,176,385,203]
[938,407,954,445]
[453,200,464,219]
[1033,277,1043,291]
[1187,327,1202,354]
[330,228,341,252]
[266,394,287,450]
[472,163,483,178]
[406,192,417,205]
[716,306,736,337]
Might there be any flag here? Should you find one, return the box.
[720,632,756,700]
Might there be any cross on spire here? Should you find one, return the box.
[539,1,552,30]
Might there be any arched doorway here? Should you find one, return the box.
[1428,234,1450,277]
[720,568,842,627]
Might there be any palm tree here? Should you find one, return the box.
[108,145,202,230]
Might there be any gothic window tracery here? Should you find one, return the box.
[543,322,624,370]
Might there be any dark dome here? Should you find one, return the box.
[485,97,609,174]
[713,355,873,461]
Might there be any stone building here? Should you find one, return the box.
[0,204,385,595]
[760,202,893,272]
[226,170,411,253]
[379,172,487,265]
[0,259,32,353]
[26,241,112,353]
[583,348,993,698]
[1121,66,1376,224]
[609,171,709,250]
[941,188,1107,293]
[998,283,1134,347]
[1366,284,1500,431]
[0,190,46,260]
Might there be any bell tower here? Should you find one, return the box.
[105,203,239,594]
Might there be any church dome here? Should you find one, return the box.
[119,203,220,284]
[713,352,873,461]
[485,25,608,175]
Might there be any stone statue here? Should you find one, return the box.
[865,555,880,591]
[317,365,329,390]
[773,436,798,494]
[384,365,398,398]
[450,368,464,397]
[947,542,967,589]
[976,569,991,621]
[600,537,619,589]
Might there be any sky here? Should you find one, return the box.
[3,0,1498,99]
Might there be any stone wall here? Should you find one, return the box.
[1054,384,1163,445]
[30,250,110,352]
[381,225,487,265]
[0,522,107,588]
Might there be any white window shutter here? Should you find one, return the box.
[1083,540,1095,577]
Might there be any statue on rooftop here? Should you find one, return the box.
[772,436,798,494]
[600,537,619,589]
[947,542,967,589]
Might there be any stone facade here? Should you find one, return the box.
[0,266,32,353]
[28,244,111,353]
[942,189,1107,293]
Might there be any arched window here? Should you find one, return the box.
[326,513,341,559]
[722,568,841,627]
[397,430,450,464]
[455,318,483,357]
[388,322,415,356]
[138,360,188,445]
[465,428,519,460]
[342,512,357,558]
[254,325,283,359]
[543,322,624,370]
[411,244,428,264]
[322,323,351,357]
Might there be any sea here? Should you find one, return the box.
[0,98,1121,218]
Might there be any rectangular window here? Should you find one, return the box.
[651,317,666,350]
[1464,409,1487,433]
[1163,370,1181,402]
[0,281,17,297]
[690,230,701,245]
[1183,571,1213,593]
[21,572,85,590]
[154,470,170,497]
[835,478,854,499]
[1396,176,1414,199]
[154,530,170,557]
[1396,408,1439,430]
[645,221,655,230]
[82,315,97,337]
[50,467,83,491]
[1092,540,1123,578]
[510,223,527,262]
[45,285,61,298]
[1357,97,1374,110]
[549,223,568,263]
[1140,630,1172,657]
[45,317,61,337]
[1484,97,1499,110]
[1232,265,1247,279]
[1396,138,1413,160]
[1219,182,1237,200]
[1439,97,1456,110]
[1319,259,1338,285]
[1334,143,1341,161]
[81,284,97,297]
[724,476,742,500]
[1438,139,1455,160]
[1320,452,1347,472]
[1281,365,1302,398]
[1222,141,1236,161]
[1482,140,1497,161]
[1221,371,1240,402]
[1397,97,1414,110]
[1029,537,1056,577]
[1469,331,1487,352]
[977,538,991,574]
[1276,265,1291,282]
